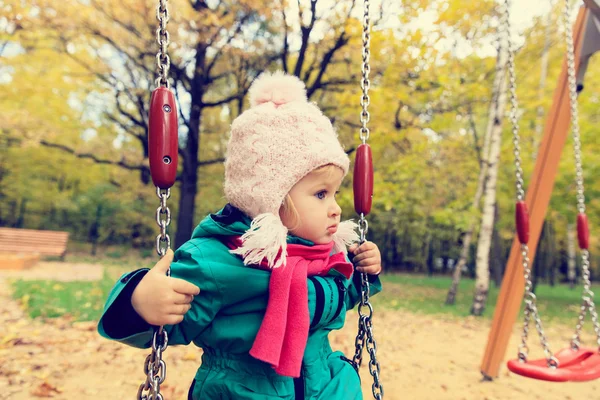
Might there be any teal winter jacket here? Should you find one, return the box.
[98,205,382,399]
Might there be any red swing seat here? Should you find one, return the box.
[507,347,600,382]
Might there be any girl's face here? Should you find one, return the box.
[280,167,344,244]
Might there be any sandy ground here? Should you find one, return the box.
[1,262,599,400]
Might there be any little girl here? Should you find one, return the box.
[98,71,382,399]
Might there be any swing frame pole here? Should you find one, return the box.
[480,3,600,379]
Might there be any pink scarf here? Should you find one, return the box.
[224,236,353,377]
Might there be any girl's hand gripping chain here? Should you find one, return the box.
[131,249,200,326]
[348,241,382,276]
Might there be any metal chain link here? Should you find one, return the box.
[138,330,169,400]
[359,0,371,144]
[156,0,171,88]
[352,214,383,399]
[353,215,369,370]
[562,0,600,350]
[504,0,556,367]
[139,1,173,397]
[155,188,172,258]
[138,188,172,400]
[571,250,600,348]
[351,3,382,397]
[504,0,525,203]
[563,1,585,215]
[516,245,557,365]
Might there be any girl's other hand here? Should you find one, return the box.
[131,249,200,326]
[348,241,382,276]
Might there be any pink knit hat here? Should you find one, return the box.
[224,71,358,268]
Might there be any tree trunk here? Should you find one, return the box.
[446,232,473,304]
[89,204,102,256]
[401,227,411,269]
[425,232,433,277]
[531,221,546,294]
[568,223,577,289]
[382,228,391,266]
[15,198,27,228]
[174,97,201,248]
[491,204,504,287]
[471,52,508,316]
[548,220,556,287]
[446,45,505,305]
[391,229,399,267]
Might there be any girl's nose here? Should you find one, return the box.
[330,201,341,217]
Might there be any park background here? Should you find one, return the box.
[1,0,600,398]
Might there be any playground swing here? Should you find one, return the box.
[503,0,600,382]
[137,0,383,399]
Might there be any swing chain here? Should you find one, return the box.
[156,0,171,88]
[138,1,173,398]
[505,0,556,368]
[571,250,600,349]
[517,245,556,366]
[137,188,172,400]
[352,214,383,399]
[563,0,585,215]
[353,215,368,368]
[359,0,371,144]
[562,0,600,350]
[155,188,172,258]
[138,329,169,400]
[504,0,524,203]
[354,0,381,397]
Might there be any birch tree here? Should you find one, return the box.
[445,53,500,305]
[470,45,508,316]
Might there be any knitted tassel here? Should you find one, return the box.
[230,213,289,268]
[331,220,359,254]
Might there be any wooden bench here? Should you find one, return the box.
[0,228,70,269]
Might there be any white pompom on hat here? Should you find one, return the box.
[249,71,308,107]
[224,71,355,268]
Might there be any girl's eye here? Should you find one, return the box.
[316,191,327,200]
[335,191,340,197]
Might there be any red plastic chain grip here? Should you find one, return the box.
[515,201,529,245]
[353,144,373,216]
[148,87,178,189]
[577,213,590,250]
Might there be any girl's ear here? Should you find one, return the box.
[280,194,300,231]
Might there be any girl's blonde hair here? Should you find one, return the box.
[279,164,342,231]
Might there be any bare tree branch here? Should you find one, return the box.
[90,0,144,38]
[191,0,210,11]
[281,0,289,73]
[0,41,8,58]
[40,140,147,172]
[394,102,403,130]
[205,13,252,77]
[294,0,318,77]
[201,92,241,108]
[105,113,144,140]
[173,84,192,131]
[306,31,349,98]
[467,102,482,165]
[115,90,145,129]
[199,157,225,166]
[87,28,154,77]
[173,156,226,181]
